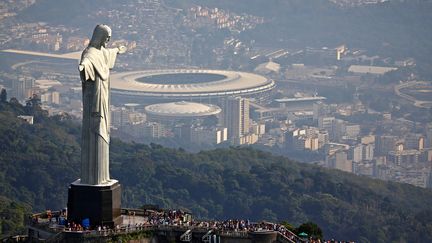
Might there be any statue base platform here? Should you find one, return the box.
[67,179,122,227]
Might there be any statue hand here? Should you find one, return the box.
[117,46,127,54]
[79,59,91,71]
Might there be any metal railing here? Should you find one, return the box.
[180,229,192,242]
[202,230,213,243]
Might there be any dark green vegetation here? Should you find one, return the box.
[107,231,153,243]
[1,101,432,242]
[0,99,80,210]
[295,222,323,241]
[0,196,29,239]
[0,100,80,238]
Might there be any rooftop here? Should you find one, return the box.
[110,69,275,98]
[145,101,221,117]
[348,65,397,75]
[275,96,327,103]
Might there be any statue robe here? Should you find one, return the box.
[79,46,118,185]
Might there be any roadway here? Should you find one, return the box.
[1,49,81,60]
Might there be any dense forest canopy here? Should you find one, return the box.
[1,100,432,241]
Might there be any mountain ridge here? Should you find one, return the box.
[1,101,432,241]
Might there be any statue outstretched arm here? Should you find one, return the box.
[104,46,126,70]
[117,46,127,54]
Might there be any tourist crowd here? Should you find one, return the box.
[31,208,355,243]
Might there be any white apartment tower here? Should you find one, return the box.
[12,78,34,101]
[224,97,249,140]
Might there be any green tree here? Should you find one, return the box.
[296,222,323,240]
[1,104,432,241]
[0,197,29,238]
[280,221,296,232]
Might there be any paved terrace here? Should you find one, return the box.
[26,208,305,243]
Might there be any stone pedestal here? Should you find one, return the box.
[67,179,122,227]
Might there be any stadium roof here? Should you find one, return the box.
[110,69,275,98]
[348,65,397,75]
[275,96,327,103]
[145,101,221,118]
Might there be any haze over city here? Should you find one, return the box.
[0,0,432,242]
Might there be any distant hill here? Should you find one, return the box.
[18,0,112,28]
[1,101,432,242]
[185,0,432,59]
[19,0,432,55]
[15,0,432,79]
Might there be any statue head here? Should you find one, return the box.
[89,24,112,49]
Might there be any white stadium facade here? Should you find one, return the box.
[145,101,221,123]
[110,69,275,104]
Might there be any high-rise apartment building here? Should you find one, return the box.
[350,144,363,163]
[318,116,335,130]
[111,106,130,128]
[388,150,421,166]
[12,78,34,101]
[223,97,249,141]
[425,123,432,148]
[327,149,352,173]
[375,135,398,156]
[362,143,374,161]
[404,134,425,150]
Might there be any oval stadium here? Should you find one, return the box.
[145,101,221,123]
[110,69,275,103]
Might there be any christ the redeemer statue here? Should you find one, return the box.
[78,24,127,185]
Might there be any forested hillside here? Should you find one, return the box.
[1,101,432,242]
